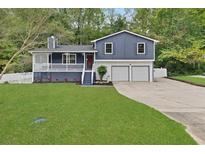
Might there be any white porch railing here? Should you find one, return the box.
[81,63,86,84]
[33,63,84,72]
[91,63,95,84]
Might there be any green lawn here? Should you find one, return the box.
[172,76,205,86]
[0,83,196,144]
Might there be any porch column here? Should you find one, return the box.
[83,52,86,69]
[32,54,35,83]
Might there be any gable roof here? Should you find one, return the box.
[91,30,159,43]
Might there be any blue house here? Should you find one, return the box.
[30,30,159,84]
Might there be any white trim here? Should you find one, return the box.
[94,42,96,49]
[47,54,49,71]
[95,59,154,62]
[104,42,113,54]
[137,42,145,54]
[91,30,159,43]
[33,70,83,73]
[129,64,132,82]
[81,53,86,84]
[94,52,96,62]
[62,53,76,64]
[83,53,86,64]
[29,50,98,53]
[84,70,92,72]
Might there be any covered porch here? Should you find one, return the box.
[32,51,96,72]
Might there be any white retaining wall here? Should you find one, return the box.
[154,68,167,78]
[0,72,32,84]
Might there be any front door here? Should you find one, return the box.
[86,54,94,70]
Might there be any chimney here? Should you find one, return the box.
[47,36,58,49]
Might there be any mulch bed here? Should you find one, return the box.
[94,80,113,86]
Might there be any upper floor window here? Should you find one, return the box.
[137,42,145,54]
[62,53,76,64]
[105,42,113,54]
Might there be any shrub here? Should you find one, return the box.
[97,65,107,81]
[5,55,32,73]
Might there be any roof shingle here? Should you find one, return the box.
[31,45,95,52]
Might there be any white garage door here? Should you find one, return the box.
[132,66,149,81]
[112,66,129,81]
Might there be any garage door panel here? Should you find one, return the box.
[112,66,129,81]
[132,66,149,81]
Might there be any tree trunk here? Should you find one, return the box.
[193,62,195,69]
[198,63,201,70]
[100,75,103,82]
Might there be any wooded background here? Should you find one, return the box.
[0,8,204,76]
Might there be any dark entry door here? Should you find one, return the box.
[86,54,93,70]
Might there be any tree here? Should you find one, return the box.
[131,9,154,35]
[63,8,105,45]
[97,65,107,81]
[157,46,205,75]
[0,8,204,76]
[0,9,53,79]
[112,15,127,32]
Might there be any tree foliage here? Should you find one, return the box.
[0,8,204,76]
[97,65,107,81]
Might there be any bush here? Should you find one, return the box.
[97,65,107,81]
[5,55,32,73]
[156,46,205,76]
[192,69,204,75]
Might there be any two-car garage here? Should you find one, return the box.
[94,61,153,82]
[111,66,150,82]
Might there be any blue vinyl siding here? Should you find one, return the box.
[34,72,82,82]
[52,53,62,63]
[52,53,84,63]
[95,32,154,60]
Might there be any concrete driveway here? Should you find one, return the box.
[114,78,205,144]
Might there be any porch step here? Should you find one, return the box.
[83,72,92,85]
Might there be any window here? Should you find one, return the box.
[105,42,113,54]
[137,42,145,54]
[62,53,76,64]
[69,54,76,64]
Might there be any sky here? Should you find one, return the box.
[115,8,135,21]
[115,8,126,15]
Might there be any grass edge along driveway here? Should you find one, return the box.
[0,83,197,144]
[171,76,205,87]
